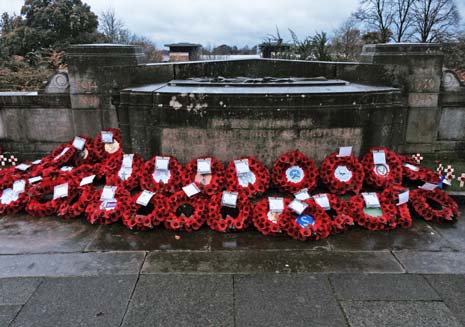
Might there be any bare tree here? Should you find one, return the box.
[412,0,461,42]
[331,18,364,61]
[100,8,127,43]
[354,0,394,43]
[392,0,416,42]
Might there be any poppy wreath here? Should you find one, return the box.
[72,135,97,166]
[57,185,99,219]
[313,193,355,234]
[26,178,75,217]
[164,188,208,232]
[398,155,441,184]
[225,157,270,199]
[319,152,364,195]
[122,193,167,230]
[381,185,412,229]
[278,199,332,241]
[252,198,292,236]
[410,188,460,224]
[139,155,184,194]
[0,179,30,215]
[182,156,225,196]
[84,187,131,225]
[361,147,403,189]
[349,193,398,231]
[207,191,253,232]
[272,151,318,194]
[104,153,144,191]
[92,128,123,162]
[42,143,77,168]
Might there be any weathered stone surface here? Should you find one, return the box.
[394,251,465,274]
[25,108,74,142]
[142,251,404,274]
[0,305,22,326]
[235,274,347,327]
[0,278,42,305]
[408,93,439,108]
[330,274,439,301]
[0,215,99,254]
[11,275,137,327]
[406,107,440,143]
[439,107,465,141]
[341,301,462,327]
[0,252,144,277]
[122,274,234,327]
[430,219,465,250]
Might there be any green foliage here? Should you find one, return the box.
[1,0,102,56]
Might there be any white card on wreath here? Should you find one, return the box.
[32,159,42,165]
[362,192,381,208]
[80,175,96,186]
[101,131,113,143]
[16,163,31,171]
[197,158,212,175]
[420,183,438,191]
[183,183,201,197]
[13,180,26,194]
[337,146,352,158]
[28,176,43,184]
[234,159,250,175]
[155,156,170,171]
[289,199,308,215]
[53,183,69,200]
[101,186,117,201]
[136,190,155,206]
[313,194,331,211]
[269,197,284,213]
[403,163,420,172]
[122,154,134,168]
[72,136,86,151]
[222,192,238,208]
[294,188,311,201]
[398,190,410,206]
[373,150,387,165]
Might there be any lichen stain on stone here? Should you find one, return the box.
[169,96,182,110]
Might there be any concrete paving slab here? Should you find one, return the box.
[328,219,456,252]
[235,274,347,327]
[430,217,465,251]
[121,274,234,327]
[425,274,465,325]
[86,224,210,251]
[0,214,99,254]
[0,278,42,305]
[0,252,145,277]
[210,229,331,251]
[341,301,462,327]
[0,305,22,326]
[142,250,404,274]
[394,251,465,274]
[330,274,439,301]
[11,275,137,327]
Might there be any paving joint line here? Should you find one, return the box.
[326,275,351,326]
[232,275,237,327]
[9,278,44,326]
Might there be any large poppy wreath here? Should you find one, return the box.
[163,188,208,232]
[410,188,460,224]
[311,193,355,235]
[398,155,441,184]
[122,192,167,230]
[0,178,30,216]
[139,155,184,194]
[225,157,270,199]
[349,192,398,231]
[84,186,131,225]
[361,147,403,189]
[252,197,292,236]
[319,152,364,195]
[104,153,144,191]
[182,156,225,196]
[272,151,318,195]
[381,185,412,229]
[207,191,253,232]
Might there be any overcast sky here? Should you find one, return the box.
[2,0,465,49]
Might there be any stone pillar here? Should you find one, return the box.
[66,44,144,137]
[360,43,443,153]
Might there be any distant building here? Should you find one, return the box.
[165,43,202,61]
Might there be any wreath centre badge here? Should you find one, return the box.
[334,166,353,182]
[285,166,305,183]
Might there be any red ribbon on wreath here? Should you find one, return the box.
[361,147,403,189]
[84,186,131,225]
[122,192,167,230]
[252,197,292,236]
[271,151,318,194]
[410,188,460,224]
[319,152,364,195]
[139,155,184,194]
[163,187,208,232]
[225,157,270,199]
[207,191,253,232]
[398,155,441,184]
[182,156,225,196]
[349,192,398,231]
[278,199,332,241]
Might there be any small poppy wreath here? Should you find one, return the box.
[349,193,398,231]
[252,197,292,236]
[105,153,144,191]
[182,156,225,196]
[381,185,412,229]
[43,143,77,168]
[92,128,123,162]
[207,191,253,232]
[122,192,167,230]
[278,199,332,241]
[0,179,30,216]
[398,155,441,184]
[410,188,460,224]
[312,193,355,234]
[319,152,364,195]
[26,179,74,217]
[139,155,184,194]
[57,185,99,219]
[72,135,97,166]
[225,157,270,199]
[272,151,318,194]
[84,187,131,225]
[361,147,403,189]
[164,188,208,232]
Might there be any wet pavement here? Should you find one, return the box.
[0,207,464,326]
